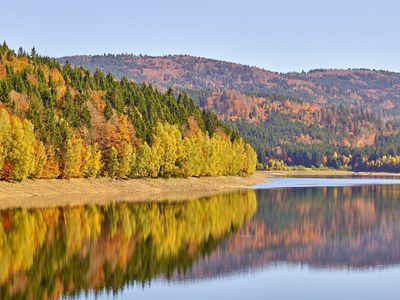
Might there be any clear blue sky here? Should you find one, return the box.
[1,0,399,72]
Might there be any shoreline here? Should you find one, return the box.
[264,170,400,177]
[2,169,400,209]
[0,172,269,209]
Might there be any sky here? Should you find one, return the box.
[1,0,400,72]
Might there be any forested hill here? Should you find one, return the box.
[57,52,400,172]
[57,54,400,114]
[0,43,256,181]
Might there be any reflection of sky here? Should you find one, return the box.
[253,177,400,189]
[72,264,400,300]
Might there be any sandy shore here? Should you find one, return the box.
[2,170,399,209]
[0,172,269,209]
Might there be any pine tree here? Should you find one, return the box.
[30,47,37,58]
[18,47,24,57]
[104,101,113,120]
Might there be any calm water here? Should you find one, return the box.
[2,178,400,299]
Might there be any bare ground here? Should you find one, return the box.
[0,172,269,209]
[2,170,398,209]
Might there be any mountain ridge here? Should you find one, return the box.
[58,53,398,75]
[57,53,400,116]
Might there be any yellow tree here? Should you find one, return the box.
[230,139,245,175]
[0,109,11,175]
[63,133,84,178]
[182,132,205,177]
[243,143,257,174]
[131,142,152,178]
[8,117,35,181]
[202,133,217,176]
[107,146,119,178]
[117,142,134,179]
[41,146,60,179]
[82,144,102,178]
[209,133,227,176]
[152,122,186,177]
[181,137,195,177]
[32,140,47,178]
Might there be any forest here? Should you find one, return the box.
[4,41,400,177]
[57,53,400,173]
[0,43,257,181]
[230,116,400,171]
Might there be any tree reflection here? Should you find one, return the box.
[3,185,400,299]
[0,190,257,299]
[177,185,400,280]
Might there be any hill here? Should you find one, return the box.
[58,53,400,170]
[58,54,400,114]
[0,43,256,181]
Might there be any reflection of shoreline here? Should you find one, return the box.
[170,261,400,284]
[172,242,400,282]
[173,186,400,280]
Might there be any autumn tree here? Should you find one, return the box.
[8,116,36,181]
[41,146,60,179]
[107,146,119,178]
[32,140,47,178]
[131,142,152,178]
[82,144,102,178]
[151,122,184,177]
[0,109,11,175]
[63,133,84,178]
[117,142,134,179]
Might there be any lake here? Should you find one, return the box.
[1,177,400,299]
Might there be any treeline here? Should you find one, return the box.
[0,43,256,181]
[227,113,335,165]
[229,112,400,172]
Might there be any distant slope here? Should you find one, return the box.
[58,54,400,113]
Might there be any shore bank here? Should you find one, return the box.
[3,170,400,209]
[264,170,400,177]
[0,172,269,209]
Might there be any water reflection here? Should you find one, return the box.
[177,185,400,281]
[1,184,400,299]
[0,191,256,299]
